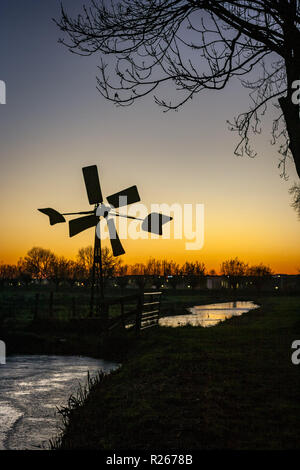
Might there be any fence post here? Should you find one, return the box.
[157,292,162,324]
[136,294,143,334]
[49,291,54,318]
[34,293,39,320]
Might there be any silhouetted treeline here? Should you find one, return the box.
[1,246,295,293]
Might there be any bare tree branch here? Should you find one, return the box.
[55,0,300,182]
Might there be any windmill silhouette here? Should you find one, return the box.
[38,165,172,316]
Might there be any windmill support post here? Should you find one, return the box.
[90,216,104,318]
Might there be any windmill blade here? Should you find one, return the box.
[107,185,140,208]
[142,213,173,235]
[38,208,66,226]
[82,165,103,205]
[69,214,98,237]
[106,218,125,256]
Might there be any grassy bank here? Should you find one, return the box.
[53,295,300,450]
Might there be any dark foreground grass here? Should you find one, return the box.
[53,295,300,450]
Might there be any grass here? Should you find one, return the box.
[52,295,300,450]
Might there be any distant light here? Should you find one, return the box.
[275,286,279,290]
[188,285,191,288]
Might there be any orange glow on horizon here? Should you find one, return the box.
[1,227,299,275]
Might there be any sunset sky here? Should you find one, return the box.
[0,0,299,274]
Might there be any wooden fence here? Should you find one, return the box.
[107,291,162,333]
[0,290,162,334]
[139,292,162,331]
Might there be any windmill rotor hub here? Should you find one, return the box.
[96,203,112,218]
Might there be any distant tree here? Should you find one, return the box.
[145,258,162,275]
[57,1,300,182]
[0,263,18,287]
[247,264,273,277]
[116,264,129,276]
[247,263,273,292]
[68,260,86,286]
[49,256,73,289]
[77,245,121,277]
[23,247,56,282]
[220,257,248,289]
[163,260,181,290]
[77,246,94,279]
[102,246,122,282]
[130,263,146,276]
[17,258,32,287]
[182,261,206,289]
[145,258,163,289]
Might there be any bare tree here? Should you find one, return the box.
[247,263,273,292]
[49,256,73,289]
[101,246,122,279]
[67,260,86,286]
[289,183,300,218]
[163,260,181,289]
[77,246,94,277]
[182,261,206,288]
[23,247,56,282]
[220,257,248,289]
[57,1,300,180]
[77,245,121,285]
[0,263,18,288]
[17,259,32,287]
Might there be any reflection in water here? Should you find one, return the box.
[0,355,118,450]
[159,301,259,328]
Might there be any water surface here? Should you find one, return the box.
[159,301,259,328]
[0,355,117,450]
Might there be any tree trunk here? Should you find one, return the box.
[279,95,300,178]
[279,12,300,179]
